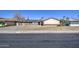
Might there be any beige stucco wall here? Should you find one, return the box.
[5,22,16,25]
[44,19,60,25]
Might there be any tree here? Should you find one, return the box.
[26,17,29,20]
[63,16,66,20]
[78,15,79,19]
[41,17,44,20]
[60,17,70,26]
[14,12,26,22]
[65,17,70,26]
[60,19,65,26]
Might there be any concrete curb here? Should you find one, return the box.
[0,31,79,33]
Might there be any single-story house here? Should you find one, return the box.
[27,18,60,26]
[69,19,79,26]
[0,18,27,26]
[36,18,60,26]
[69,20,79,26]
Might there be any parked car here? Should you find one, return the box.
[0,22,5,27]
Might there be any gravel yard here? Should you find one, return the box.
[0,25,79,31]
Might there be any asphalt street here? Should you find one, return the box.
[0,33,79,48]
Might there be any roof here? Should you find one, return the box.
[69,18,79,22]
[43,18,59,21]
[0,18,26,22]
[45,17,59,20]
[26,20,41,23]
[0,18,5,19]
[26,18,59,23]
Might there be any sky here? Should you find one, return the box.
[0,10,79,20]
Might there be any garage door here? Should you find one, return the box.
[70,24,79,26]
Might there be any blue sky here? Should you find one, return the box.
[0,10,79,19]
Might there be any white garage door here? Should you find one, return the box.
[70,24,79,26]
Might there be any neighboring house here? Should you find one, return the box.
[69,19,79,26]
[0,18,17,26]
[5,18,17,26]
[0,18,27,26]
[69,20,79,26]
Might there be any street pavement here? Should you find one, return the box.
[0,33,79,48]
